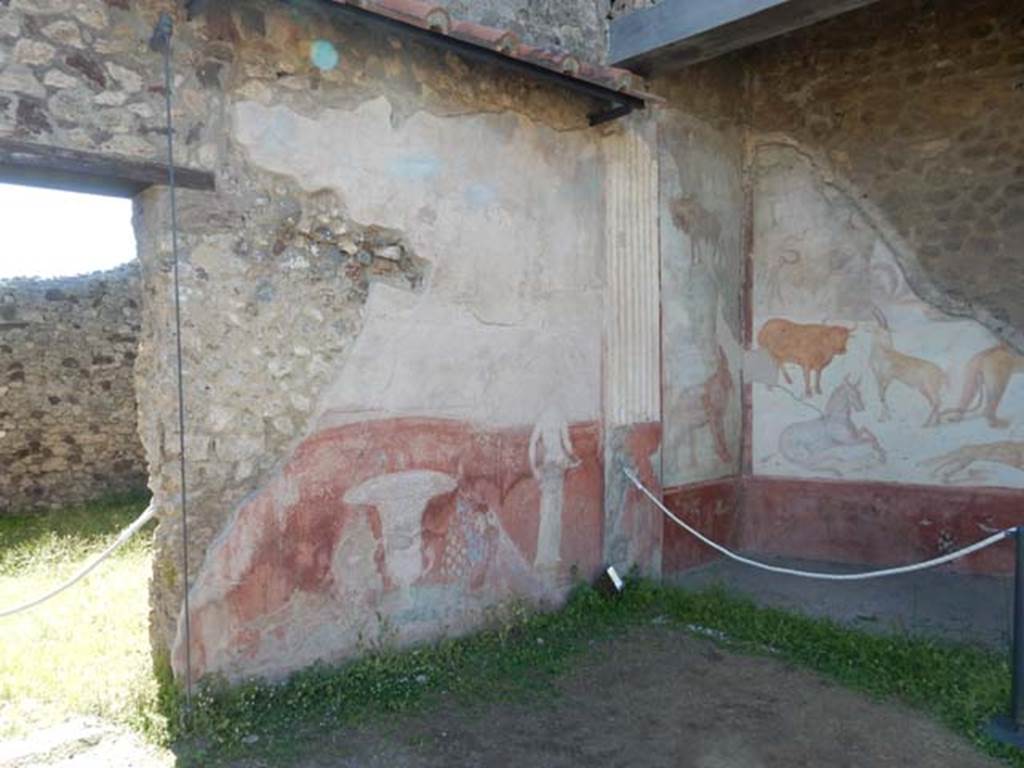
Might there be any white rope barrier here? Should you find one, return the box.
[0,503,156,619]
[623,469,1016,581]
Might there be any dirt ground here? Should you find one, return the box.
[228,627,1001,768]
[5,626,1000,767]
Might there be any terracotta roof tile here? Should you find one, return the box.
[326,0,654,104]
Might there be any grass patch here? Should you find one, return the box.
[170,580,1022,767]
[0,492,163,740]
[1,503,1017,767]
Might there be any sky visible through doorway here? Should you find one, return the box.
[0,183,137,280]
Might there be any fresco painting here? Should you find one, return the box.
[166,96,611,683]
[659,116,744,488]
[529,404,582,574]
[661,479,740,573]
[752,145,1024,488]
[776,374,886,477]
[172,416,603,683]
[665,346,734,467]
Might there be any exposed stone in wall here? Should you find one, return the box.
[437,0,608,61]
[123,0,612,666]
[0,1,200,163]
[0,265,146,513]
[745,0,1024,350]
[607,0,661,22]
[136,168,429,652]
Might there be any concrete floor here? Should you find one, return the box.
[671,555,1015,649]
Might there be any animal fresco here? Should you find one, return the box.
[671,195,722,268]
[757,318,851,398]
[660,145,743,486]
[666,346,734,467]
[941,344,1024,429]
[923,441,1024,484]
[868,307,946,426]
[778,375,886,477]
[751,141,1024,489]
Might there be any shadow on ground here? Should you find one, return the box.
[673,555,1014,649]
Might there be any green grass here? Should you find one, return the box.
[1,504,1019,767]
[169,580,1024,767]
[0,492,164,740]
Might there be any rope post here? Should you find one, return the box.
[987,526,1024,748]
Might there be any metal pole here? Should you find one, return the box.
[1012,525,1024,726]
[150,11,193,725]
[987,526,1024,747]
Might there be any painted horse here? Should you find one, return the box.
[778,375,886,477]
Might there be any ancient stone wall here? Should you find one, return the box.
[607,0,660,22]
[1,0,661,682]
[746,0,1024,350]
[9,0,1017,684]
[652,0,1024,576]
[437,0,609,60]
[0,265,146,513]
[0,1,197,166]
[736,0,1024,574]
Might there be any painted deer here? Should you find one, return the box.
[778,375,886,477]
[868,306,946,426]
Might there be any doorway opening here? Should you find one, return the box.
[0,182,157,747]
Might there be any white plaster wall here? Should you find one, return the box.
[234,98,604,431]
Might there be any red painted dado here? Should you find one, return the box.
[175,416,604,681]
[659,474,1023,576]
[662,478,740,574]
[741,476,1024,575]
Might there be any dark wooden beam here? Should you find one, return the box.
[0,138,215,198]
[610,0,881,72]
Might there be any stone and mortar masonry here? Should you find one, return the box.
[0,264,146,513]
[436,0,609,61]
[2,0,1019,680]
[645,0,1023,353]
[745,0,1024,350]
[651,0,1024,578]
[0,0,612,659]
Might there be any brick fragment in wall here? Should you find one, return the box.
[0,264,147,514]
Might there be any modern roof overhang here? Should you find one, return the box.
[609,0,882,73]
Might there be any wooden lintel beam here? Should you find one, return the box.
[0,138,215,198]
